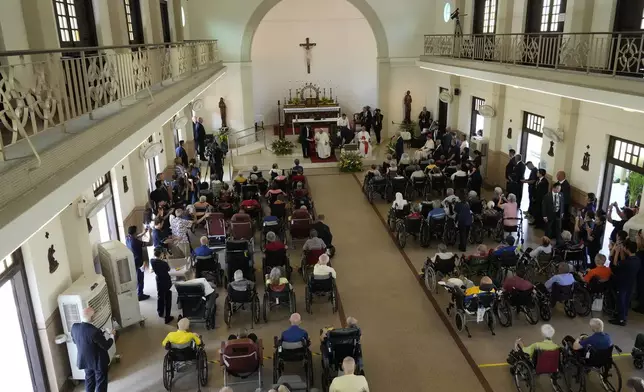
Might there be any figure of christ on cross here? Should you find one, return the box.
[299,37,316,74]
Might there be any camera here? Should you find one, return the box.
[450,8,460,20]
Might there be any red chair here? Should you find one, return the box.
[206,212,226,249]
[534,349,560,375]
[290,209,312,246]
[220,338,263,389]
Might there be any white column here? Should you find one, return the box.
[141,0,164,44]
[20,0,59,50]
[378,59,392,138]
[563,0,595,34]
[551,98,580,176]
[59,204,96,281]
[162,120,176,167]
[92,0,115,46]
[0,0,29,51]
[447,75,461,129]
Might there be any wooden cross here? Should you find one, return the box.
[299,37,316,74]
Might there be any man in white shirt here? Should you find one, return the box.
[313,254,336,278]
[450,163,468,181]
[410,165,426,179]
[460,134,469,153]
[329,356,369,392]
[337,114,351,145]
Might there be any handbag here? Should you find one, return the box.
[591,296,603,312]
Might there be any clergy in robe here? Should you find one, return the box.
[357,127,371,158]
[315,130,332,159]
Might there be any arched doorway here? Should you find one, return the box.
[250,0,378,125]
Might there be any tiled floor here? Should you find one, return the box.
[74,154,644,392]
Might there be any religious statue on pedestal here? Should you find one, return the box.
[219,97,227,128]
[403,90,412,124]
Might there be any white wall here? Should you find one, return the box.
[250,0,377,124]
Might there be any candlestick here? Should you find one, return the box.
[330,88,333,100]
[289,89,292,100]
[323,88,326,98]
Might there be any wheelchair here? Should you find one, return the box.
[502,213,524,244]
[493,250,521,286]
[224,282,261,328]
[273,337,314,391]
[230,216,256,253]
[386,176,408,202]
[482,211,503,241]
[558,247,587,272]
[289,210,313,248]
[175,282,217,330]
[263,282,296,322]
[194,253,223,288]
[363,172,387,204]
[261,215,286,251]
[224,240,255,285]
[422,254,458,293]
[468,214,484,244]
[632,333,644,369]
[163,341,209,392]
[320,327,364,392]
[263,248,292,282]
[522,250,557,283]
[241,184,260,202]
[220,337,264,389]
[426,215,446,245]
[443,215,458,246]
[459,254,492,282]
[410,176,429,199]
[387,204,411,233]
[305,273,338,314]
[576,276,615,318]
[395,215,423,249]
[561,340,622,392]
[439,280,497,338]
[496,288,540,327]
[535,282,590,320]
[507,348,567,392]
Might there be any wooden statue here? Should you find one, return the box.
[219,98,227,128]
[403,90,412,124]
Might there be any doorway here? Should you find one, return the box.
[438,87,449,132]
[520,112,545,211]
[599,137,644,249]
[470,97,485,138]
[160,0,172,43]
[524,0,567,67]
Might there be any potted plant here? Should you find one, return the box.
[271,138,295,156]
[339,151,363,172]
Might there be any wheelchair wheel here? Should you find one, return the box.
[387,210,396,231]
[564,300,576,318]
[224,297,232,327]
[634,358,643,370]
[444,223,457,246]
[523,297,540,325]
[603,291,617,318]
[423,262,437,293]
[513,360,535,392]
[496,297,513,327]
[198,350,209,387]
[367,187,374,204]
[573,287,591,316]
[420,223,430,247]
[320,359,330,392]
[484,309,496,335]
[252,294,261,327]
[539,302,552,321]
[454,310,466,333]
[331,283,339,313]
[396,221,407,248]
[163,353,173,391]
[599,361,622,392]
[262,292,269,323]
[562,359,585,392]
[305,285,312,314]
[289,291,297,314]
[272,356,280,384]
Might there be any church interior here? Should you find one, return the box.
[1,0,644,391]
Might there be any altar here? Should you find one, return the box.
[278,82,342,135]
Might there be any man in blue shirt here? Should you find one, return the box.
[493,235,518,256]
[175,140,189,167]
[544,262,575,291]
[428,200,446,220]
[573,318,612,351]
[281,313,309,344]
[193,236,213,257]
[126,225,150,301]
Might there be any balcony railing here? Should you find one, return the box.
[423,32,644,78]
[0,40,219,161]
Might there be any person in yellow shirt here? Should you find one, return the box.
[234,171,248,184]
[329,357,369,392]
[162,318,202,347]
[464,276,496,297]
[515,324,559,356]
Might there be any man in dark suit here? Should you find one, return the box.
[532,169,549,227]
[373,109,383,145]
[395,131,404,162]
[513,154,527,205]
[468,165,482,197]
[360,107,373,135]
[542,181,564,241]
[71,307,114,392]
[194,117,207,161]
[505,149,516,194]
[556,171,572,231]
[418,107,432,131]
[299,125,312,158]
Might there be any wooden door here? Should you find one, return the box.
[611,0,644,75]
[160,1,172,43]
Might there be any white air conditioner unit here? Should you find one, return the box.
[439,90,453,103]
[543,127,564,142]
[57,275,117,380]
[139,142,164,160]
[98,241,142,329]
[470,137,489,157]
[478,105,496,118]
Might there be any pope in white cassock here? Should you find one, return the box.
[357,127,371,158]
[315,129,332,159]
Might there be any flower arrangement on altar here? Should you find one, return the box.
[271,138,295,156]
[339,151,363,172]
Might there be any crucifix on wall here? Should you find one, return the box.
[299,37,317,74]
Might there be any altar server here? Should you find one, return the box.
[357,126,371,158]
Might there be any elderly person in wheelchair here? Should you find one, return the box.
[162,317,202,348]
[508,324,565,390]
[162,317,208,391]
[565,318,613,352]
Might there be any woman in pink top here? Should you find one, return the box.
[499,193,519,237]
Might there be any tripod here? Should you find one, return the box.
[454,16,463,37]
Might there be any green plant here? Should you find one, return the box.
[288,97,301,105]
[271,138,294,156]
[218,127,229,143]
[386,137,396,156]
[627,171,644,206]
[339,151,363,172]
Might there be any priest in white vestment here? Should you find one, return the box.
[356,127,371,158]
[315,130,332,159]
[414,137,435,162]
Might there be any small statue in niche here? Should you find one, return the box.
[581,145,591,171]
[48,244,59,274]
[122,176,129,193]
[87,218,93,233]
[219,98,227,128]
[403,91,412,124]
[506,127,512,139]
[547,140,555,157]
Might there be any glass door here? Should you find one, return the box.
[0,279,33,391]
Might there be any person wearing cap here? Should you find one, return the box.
[71,307,115,392]
[515,324,558,356]
[493,235,518,256]
[162,318,202,347]
[313,254,336,278]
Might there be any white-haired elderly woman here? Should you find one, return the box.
[498,193,519,237]
[565,318,613,352]
[229,269,255,292]
[514,324,558,358]
[265,267,291,291]
[313,254,336,278]
[468,190,483,214]
[431,243,454,264]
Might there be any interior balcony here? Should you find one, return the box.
[419,32,644,112]
[0,41,224,255]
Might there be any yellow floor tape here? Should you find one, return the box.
[208,352,321,365]
[478,353,631,369]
